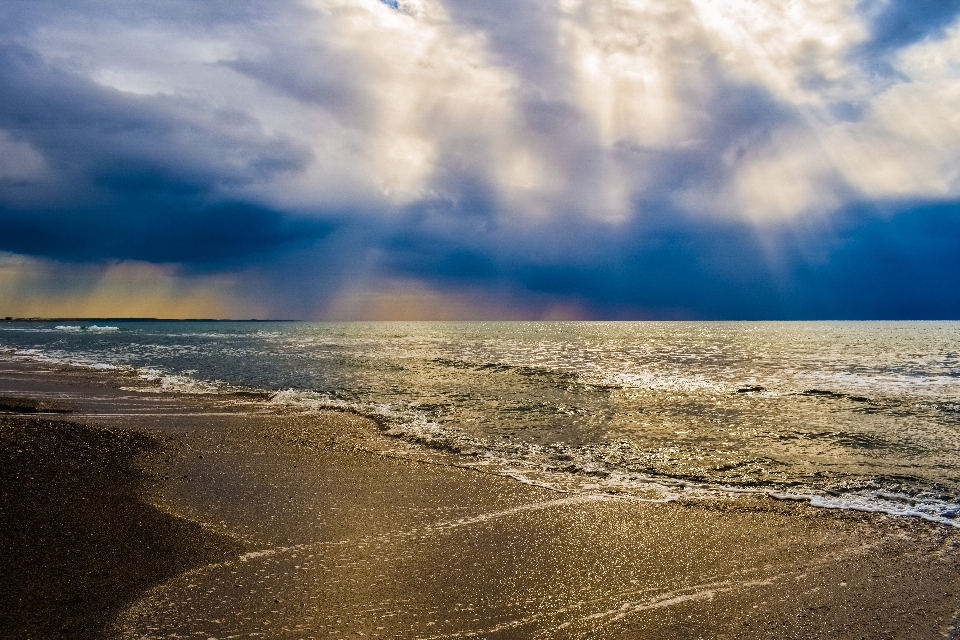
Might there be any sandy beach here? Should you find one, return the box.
[2,359,960,639]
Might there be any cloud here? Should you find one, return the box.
[320,280,530,320]
[0,254,266,318]
[0,0,959,318]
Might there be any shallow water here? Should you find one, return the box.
[2,320,959,524]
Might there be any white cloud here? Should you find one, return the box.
[315,0,518,203]
[11,0,960,228]
[823,23,960,200]
[689,0,870,106]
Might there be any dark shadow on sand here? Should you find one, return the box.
[0,415,240,639]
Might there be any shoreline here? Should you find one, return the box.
[3,359,960,638]
[0,414,241,639]
[5,345,957,529]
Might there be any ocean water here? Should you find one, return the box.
[2,320,960,525]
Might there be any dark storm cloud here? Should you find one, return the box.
[0,0,959,318]
[383,198,960,319]
[860,0,960,55]
[0,200,331,264]
[785,202,960,319]
[0,43,311,189]
[0,41,325,264]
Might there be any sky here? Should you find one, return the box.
[1,0,960,319]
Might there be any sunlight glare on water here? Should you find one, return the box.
[3,320,960,523]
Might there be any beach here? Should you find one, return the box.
[2,358,960,638]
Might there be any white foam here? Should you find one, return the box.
[134,368,222,394]
[0,345,232,396]
[268,389,430,430]
[0,346,124,370]
[48,324,119,333]
[371,410,960,526]
[269,389,334,411]
[769,490,960,528]
[818,499,950,523]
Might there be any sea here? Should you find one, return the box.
[2,320,959,526]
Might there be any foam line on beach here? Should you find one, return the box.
[768,491,960,528]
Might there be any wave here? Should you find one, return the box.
[266,388,960,528]
[0,346,228,395]
[50,325,119,332]
[131,368,222,394]
[3,332,959,528]
[0,346,124,370]
[431,357,731,393]
[770,491,960,528]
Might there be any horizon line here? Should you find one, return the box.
[1,317,299,322]
[3,317,960,323]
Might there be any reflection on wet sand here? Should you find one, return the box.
[125,419,960,639]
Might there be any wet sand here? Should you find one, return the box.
[2,359,960,639]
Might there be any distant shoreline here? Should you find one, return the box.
[1,317,299,322]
